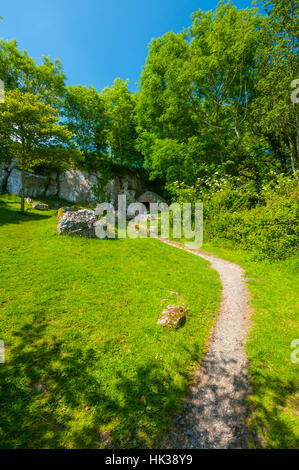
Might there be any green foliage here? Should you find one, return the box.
[0,89,77,210]
[137,0,298,189]
[0,89,73,166]
[251,0,299,174]
[170,172,298,259]
[62,85,108,170]
[101,79,143,168]
[137,1,266,186]
[0,39,66,108]
[207,199,298,260]
[205,177,298,260]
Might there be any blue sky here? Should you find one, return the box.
[0,0,263,92]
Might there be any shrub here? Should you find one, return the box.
[206,189,298,260]
[170,173,299,260]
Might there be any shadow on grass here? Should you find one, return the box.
[0,315,190,449]
[166,352,298,449]
[247,368,299,448]
[0,200,51,227]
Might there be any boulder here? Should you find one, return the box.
[57,209,98,238]
[157,305,188,330]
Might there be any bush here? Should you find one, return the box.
[206,189,298,260]
[170,173,299,260]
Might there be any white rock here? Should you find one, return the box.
[57,209,98,238]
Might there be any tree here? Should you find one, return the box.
[137,1,263,188]
[101,78,143,167]
[0,39,66,108]
[62,85,107,170]
[0,89,74,211]
[252,0,299,175]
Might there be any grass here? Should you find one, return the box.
[201,241,299,449]
[0,194,220,449]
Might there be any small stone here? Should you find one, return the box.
[157,305,188,330]
[26,197,33,204]
[32,203,49,210]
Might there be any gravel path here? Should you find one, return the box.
[159,239,254,449]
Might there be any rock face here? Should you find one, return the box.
[0,159,149,206]
[6,168,22,195]
[138,191,165,206]
[6,168,48,198]
[157,305,188,330]
[57,209,98,238]
[105,176,140,206]
[58,170,98,203]
[45,174,58,197]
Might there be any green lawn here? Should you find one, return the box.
[202,242,299,449]
[0,194,220,449]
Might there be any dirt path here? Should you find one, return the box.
[159,239,254,449]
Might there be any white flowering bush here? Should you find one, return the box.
[169,171,298,260]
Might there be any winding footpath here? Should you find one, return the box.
[159,239,255,449]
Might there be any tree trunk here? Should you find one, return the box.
[289,137,298,177]
[20,148,25,212]
[20,165,25,212]
[215,104,225,174]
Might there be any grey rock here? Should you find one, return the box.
[57,209,98,238]
[157,305,188,330]
[32,203,49,210]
